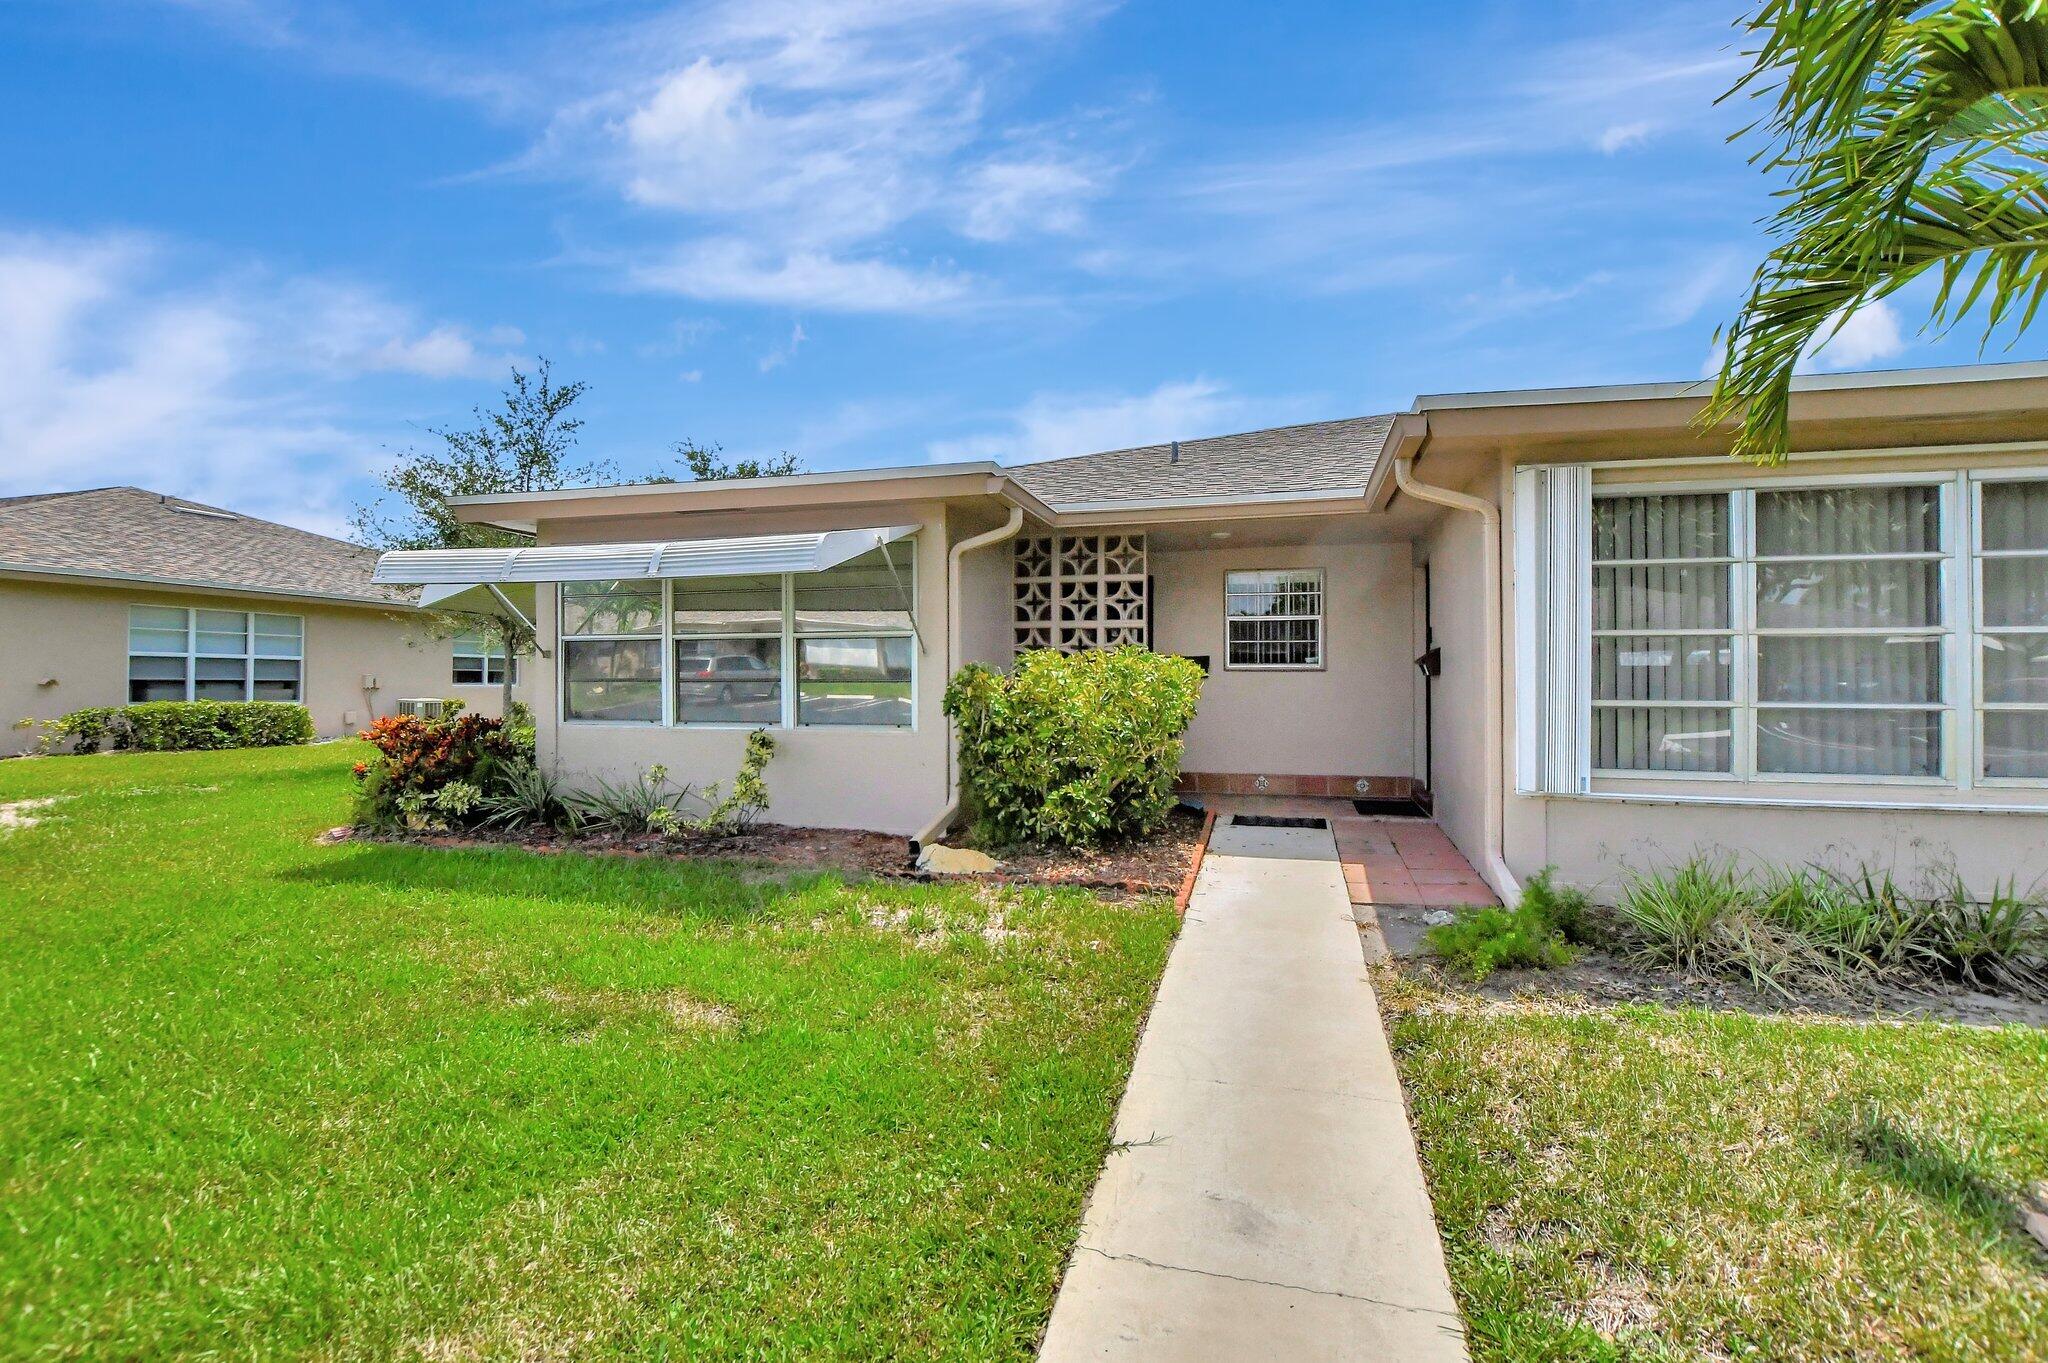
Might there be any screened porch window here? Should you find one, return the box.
[560,542,917,729]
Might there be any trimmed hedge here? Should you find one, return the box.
[943,646,1205,848]
[45,701,315,754]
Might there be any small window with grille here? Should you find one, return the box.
[1224,569,1323,670]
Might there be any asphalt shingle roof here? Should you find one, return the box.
[0,487,413,605]
[1007,413,1397,509]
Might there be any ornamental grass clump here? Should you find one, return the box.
[943,647,1204,849]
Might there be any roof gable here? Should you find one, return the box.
[0,486,413,605]
[1007,414,1396,509]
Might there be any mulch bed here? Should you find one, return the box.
[332,805,1207,899]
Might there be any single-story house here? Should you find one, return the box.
[1,486,524,755]
[375,360,2048,899]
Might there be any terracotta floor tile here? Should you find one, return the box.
[1408,866,1481,885]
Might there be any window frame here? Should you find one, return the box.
[555,546,919,733]
[1971,467,2048,787]
[1222,567,1326,672]
[126,605,303,705]
[1589,472,1963,788]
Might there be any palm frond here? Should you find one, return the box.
[1709,0,2048,462]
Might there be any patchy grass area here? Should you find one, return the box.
[1379,971,2048,1362]
[0,743,1175,1359]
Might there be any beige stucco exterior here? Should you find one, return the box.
[1406,377,2048,901]
[1,574,508,756]
[526,500,959,837]
[442,363,2048,892]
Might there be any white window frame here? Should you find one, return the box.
[556,547,919,733]
[126,605,303,704]
[1971,468,2048,787]
[1587,471,1966,788]
[451,631,518,688]
[1222,568,1325,671]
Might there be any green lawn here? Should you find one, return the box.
[1380,973,2048,1362]
[0,743,1175,1359]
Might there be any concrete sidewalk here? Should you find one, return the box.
[1039,818,1469,1362]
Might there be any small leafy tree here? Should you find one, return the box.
[352,361,624,712]
[664,439,803,482]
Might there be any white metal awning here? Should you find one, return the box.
[373,524,916,588]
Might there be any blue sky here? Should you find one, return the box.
[2,0,2037,537]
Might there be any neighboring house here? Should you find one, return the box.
[0,487,523,755]
[375,360,2048,898]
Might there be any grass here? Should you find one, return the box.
[1380,972,2048,1362]
[0,742,1176,1359]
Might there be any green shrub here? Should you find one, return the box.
[695,729,776,837]
[477,757,567,831]
[560,764,695,837]
[28,701,315,754]
[942,647,1205,848]
[351,714,521,830]
[502,700,536,752]
[1425,868,1581,980]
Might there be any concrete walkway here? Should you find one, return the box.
[1039,818,1469,1362]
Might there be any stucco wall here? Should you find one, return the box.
[532,502,955,837]
[1412,507,1493,866]
[1147,540,1414,779]
[1,577,502,755]
[1409,445,2048,901]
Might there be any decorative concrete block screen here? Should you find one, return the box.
[1013,533,1149,651]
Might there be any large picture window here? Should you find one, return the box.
[1589,479,1975,784]
[1224,569,1324,669]
[127,606,302,704]
[561,543,917,730]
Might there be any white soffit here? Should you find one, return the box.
[374,525,917,588]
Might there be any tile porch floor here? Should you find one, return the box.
[1186,795,1499,909]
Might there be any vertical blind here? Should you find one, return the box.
[1521,471,2048,788]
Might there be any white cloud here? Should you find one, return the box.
[0,229,519,533]
[1801,300,1907,371]
[678,368,703,383]
[525,0,1115,310]
[1597,119,1654,154]
[927,377,1304,465]
[627,239,972,313]
[758,322,807,372]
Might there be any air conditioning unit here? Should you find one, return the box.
[397,698,454,720]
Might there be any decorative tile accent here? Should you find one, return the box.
[1174,772,1418,800]
[1013,533,1148,653]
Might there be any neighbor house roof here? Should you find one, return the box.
[0,486,414,606]
[1007,414,1399,510]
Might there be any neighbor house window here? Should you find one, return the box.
[1590,481,1952,782]
[451,632,516,687]
[1977,479,2048,779]
[562,543,918,729]
[127,606,302,703]
[560,580,663,723]
[1224,569,1324,669]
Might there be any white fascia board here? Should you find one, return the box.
[1413,359,2048,413]
[374,525,917,587]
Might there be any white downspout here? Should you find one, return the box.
[912,505,1025,852]
[1394,457,1522,905]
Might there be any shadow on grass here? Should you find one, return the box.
[1835,1104,2045,1260]
[281,838,843,927]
